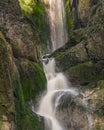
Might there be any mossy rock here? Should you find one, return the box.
[15,58,46,101]
[66,61,104,85]
[52,42,89,72]
[19,0,50,53]
[14,58,46,130]
[0,32,15,129]
[93,120,104,130]
[66,62,94,84]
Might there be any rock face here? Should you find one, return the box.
[0,0,46,130]
[52,0,104,129]
[19,0,51,54]
[0,0,41,62]
[0,32,15,130]
[69,0,90,28]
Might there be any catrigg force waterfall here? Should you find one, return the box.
[33,0,93,130]
[49,0,68,51]
[33,56,93,130]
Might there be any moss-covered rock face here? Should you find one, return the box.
[19,0,51,53]
[0,0,41,62]
[14,58,46,130]
[16,58,46,102]
[52,42,89,72]
[0,32,16,130]
[0,0,46,130]
[65,0,90,29]
[66,61,104,85]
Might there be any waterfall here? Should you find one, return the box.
[49,0,68,51]
[36,57,79,130]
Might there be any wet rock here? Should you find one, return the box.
[0,32,15,130]
[52,0,104,129]
[0,0,46,130]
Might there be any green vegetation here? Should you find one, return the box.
[15,60,46,130]
[67,62,94,83]
[15,80,44,130]
[65,0,74,34]
[0,32,15,129]
[66,61,104,84]
[19,0,49,53]
[19,61,46,102]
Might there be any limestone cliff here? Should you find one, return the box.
[0,0,46,130]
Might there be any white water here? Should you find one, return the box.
[37,58,79,130]
[82,94,93,130]
[49,0,68,51]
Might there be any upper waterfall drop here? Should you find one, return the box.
[49,0,68,51]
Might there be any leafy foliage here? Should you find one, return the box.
[19,0,49,52]
[65,0,74,34]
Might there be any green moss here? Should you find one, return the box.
[65,0,74,33]
[15,101,44,130]
[97,69,104,81]
[19,0,49,53]
[67,62,94,83]
[15,59,46,130]
[0,32,15,124]
[52,52,64,59]
[94,80,104,117]
[93,121,104,130]
[20,61,46,102]
[20,114,43,130]
[97,80,104,89]
[0,121,2,130]
[94,122,101,130]
[71,29,85,43]
[67,61,104,84]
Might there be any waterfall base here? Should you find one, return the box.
[33,57,93,130]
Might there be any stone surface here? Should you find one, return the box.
[0,0,46,130]
[78,0,90,27]
[0,0,41,62]
[0,32,15,130]
[52,0,104,129]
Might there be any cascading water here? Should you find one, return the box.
[49,0,68,51]
[32,1,93,129]
[36,57,79,130]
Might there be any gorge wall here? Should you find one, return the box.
[0,0,46,130]
[52,0,104,129]
[0,0,104,130]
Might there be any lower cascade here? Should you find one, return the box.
[33,56,93,130]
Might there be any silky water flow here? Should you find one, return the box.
[49,0,68,51]
[34,57,79,130]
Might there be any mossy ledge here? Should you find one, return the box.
[14,59,46,130]
[0,32,46,130]
[0,32,15,130]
